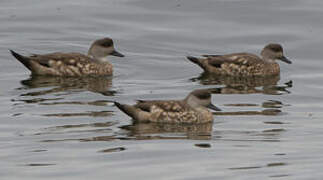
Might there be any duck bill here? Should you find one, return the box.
[111,50,125,57]
[207,103,221,111]
[279,56,292,64]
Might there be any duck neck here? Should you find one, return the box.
[184,96,201,109]
[88,51,108,63]
[261,51,276,64]
[87,49,97,59]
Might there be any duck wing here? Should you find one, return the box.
[29,52,93,67]
[205,53,263,68]
[135,100,187,112]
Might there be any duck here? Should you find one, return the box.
[9,37,124,76]
[114,89,221,124]
[187,43,291,76]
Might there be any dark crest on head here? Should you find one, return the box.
[193,89,211,100]
[266,44,283,53]
[97,38,114,47]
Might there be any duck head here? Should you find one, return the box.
[185,89,221,111]
[261,43,291,64]
[88,37,124,61]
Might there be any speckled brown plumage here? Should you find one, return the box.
[115,89,221,124]
[10,37,124,76]
[187,44,291,76]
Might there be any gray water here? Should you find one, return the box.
[1,0,323,179]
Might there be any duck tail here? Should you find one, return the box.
[9,50,33,71]
[114,102,138,119]
[186,56,206,70]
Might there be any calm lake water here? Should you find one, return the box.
[1,0,323,179]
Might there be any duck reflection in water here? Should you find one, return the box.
[120,122,213,140]
[191,73,292,95]
[40,122,213,142]
[19,75,116,97]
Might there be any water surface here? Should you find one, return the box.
[1,0,323,179]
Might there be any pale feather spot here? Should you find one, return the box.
[168,112,175,118]
[77,63,83,68]
[68,66,81,76]
[231,56,239,60]
[56,61,62,66]
[85,64,91,71]
[69,59,76,64]
[65,68,74,76]
[238,58,245,63]
[49,60,55,66]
